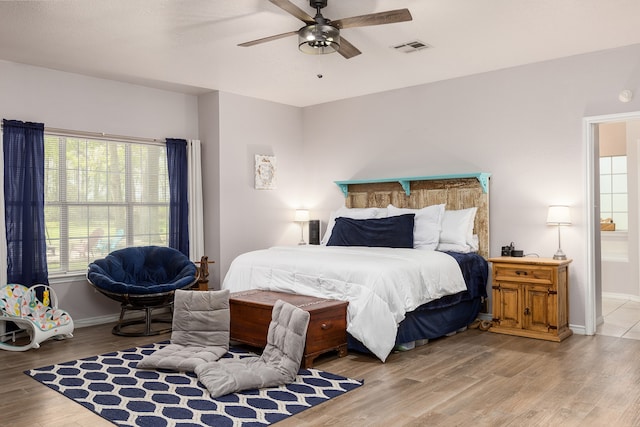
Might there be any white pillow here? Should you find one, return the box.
[437,234,479,253]
[439,207,477,247]
[386,204,445,250]
[320,206,388,245]
[437,242,472,253]
[469,234,479,251]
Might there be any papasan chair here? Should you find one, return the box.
[87,246,198,337]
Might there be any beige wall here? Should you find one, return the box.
[599,122,627,156]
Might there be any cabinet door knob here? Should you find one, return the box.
[321,323,330,330]
[524,307,531,315]
[516,270,528,276]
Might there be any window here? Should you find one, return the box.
[44,133,169,275]
[600,155,628,231]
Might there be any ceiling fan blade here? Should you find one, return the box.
[337,37,361,59]
[269,0,315,24]
[238,30,298,47]
[332,8,412,29]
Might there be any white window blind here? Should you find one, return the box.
[44,133,169,275]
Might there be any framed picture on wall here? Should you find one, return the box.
[254,154,277,190]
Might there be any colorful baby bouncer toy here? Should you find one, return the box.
[0,283,74,351]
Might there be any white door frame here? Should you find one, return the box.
[584,111,640,335]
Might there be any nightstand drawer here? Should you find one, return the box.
[493,264,553,284]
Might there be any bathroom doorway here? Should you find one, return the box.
[585,112,640,336]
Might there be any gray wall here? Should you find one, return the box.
[0,60,199,324]
[295,44,640,331]
[216,92,304,286]
[4,43,640,331]
[198,92,221,288]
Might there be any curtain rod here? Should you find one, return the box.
[44,127,164,145]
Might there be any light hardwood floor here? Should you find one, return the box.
[2,322,640,427]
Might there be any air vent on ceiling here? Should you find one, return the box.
[392,40,431,53]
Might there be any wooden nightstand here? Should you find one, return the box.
[488,257,572,342]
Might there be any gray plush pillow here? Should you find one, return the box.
[195,299,310,398]
[137,289,230,372]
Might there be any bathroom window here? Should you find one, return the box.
[600,155,628,231]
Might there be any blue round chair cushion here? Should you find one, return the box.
[87,246,197,295]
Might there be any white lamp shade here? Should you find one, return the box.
[294,209,310,222]
[547,205,571,225]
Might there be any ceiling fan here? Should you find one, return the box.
[238,0,413,59]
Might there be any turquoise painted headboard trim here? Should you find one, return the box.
[334,173,491,197]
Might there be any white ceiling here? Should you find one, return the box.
[1,0,640,107]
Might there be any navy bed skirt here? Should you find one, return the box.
[347,252,489,354]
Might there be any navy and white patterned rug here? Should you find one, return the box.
[25,342,363,427]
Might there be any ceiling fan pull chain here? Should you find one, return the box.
[316,54,324,79]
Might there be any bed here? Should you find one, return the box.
[222,174,491,362]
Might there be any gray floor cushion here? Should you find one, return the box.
[137,289,230,372]
[195,299,310,398]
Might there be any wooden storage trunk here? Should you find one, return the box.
[229,290,348,368]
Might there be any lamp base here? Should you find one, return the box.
[553,249,567,260]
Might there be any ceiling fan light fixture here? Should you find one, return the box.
[298,24,340,55]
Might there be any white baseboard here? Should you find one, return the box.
[1,315,119,343]
[74,314,120,329]
[602,292,640,302]
[3,311,168,337]
[73,306,172,329]
[1,312,119,337]
[569,324,586,335]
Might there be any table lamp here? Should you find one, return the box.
[546,205,571,260]
[294,209,310,245]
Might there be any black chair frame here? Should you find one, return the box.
[90,283,197,336]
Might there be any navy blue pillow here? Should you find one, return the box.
[326,214,415,248]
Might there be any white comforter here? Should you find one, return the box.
[222,245,467,362]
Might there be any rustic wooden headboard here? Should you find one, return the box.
[334,174,491,258]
